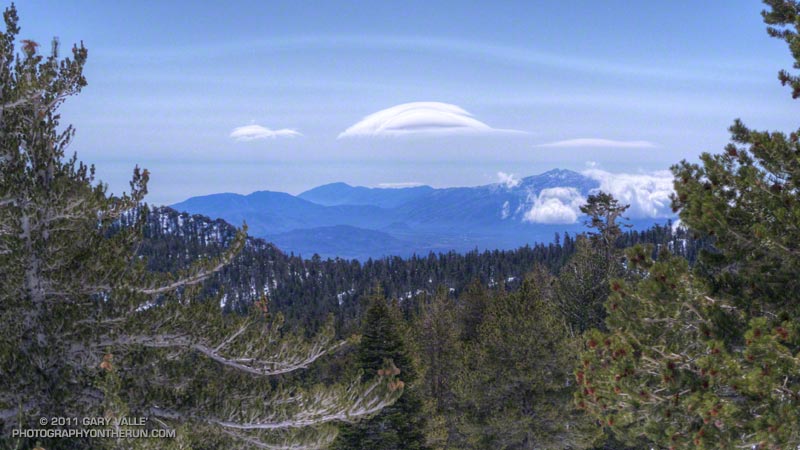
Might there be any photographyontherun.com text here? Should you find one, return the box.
[11,417,175,440]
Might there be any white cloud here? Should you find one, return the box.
[376,182,425,188]
[230,124,302,141]
[338,102,523,138]
[536,138,656,149]
[497,171,520,189]
[517,170,677,225]
[583,169,675,219]
[523,187,586,224]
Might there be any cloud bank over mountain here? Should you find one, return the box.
[584,169,674,219]
[523,187,585,224]
[520,169,675,224]
[338,102,523,138]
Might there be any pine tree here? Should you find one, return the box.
[457,279,490,343]
[576,245,800,448]
[332,294,430,450]
[0,7,400,449]
[555,192,629,335]
[455,267,597,449]
[555,237,614,335]
[764,0,800,98]
[576,2,800,448]
[580,192,630,265]
[412,288,462,449]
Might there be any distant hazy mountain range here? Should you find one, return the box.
[171,169,672,260]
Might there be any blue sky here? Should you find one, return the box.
[16,0,799,205]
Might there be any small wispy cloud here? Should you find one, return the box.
[338,102,525,138]
[496,171,520,189]
[230,124,302,141]
[536,138,656,149]
[377,182,425,188]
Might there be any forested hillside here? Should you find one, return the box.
[128,203,709,449]
[137,206,702,333]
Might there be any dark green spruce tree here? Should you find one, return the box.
[457,279,491,344]
[332,294,431,450]
[0,6,401,449]
[576,1,800,448]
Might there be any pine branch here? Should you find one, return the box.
[134,259,230,295]
[0,89,46,112]
[133,229,246,296]
[211,376,400,430]
[99,331,347,377]
[220,428,337,450]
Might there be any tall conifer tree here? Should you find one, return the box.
[333,295,430,450]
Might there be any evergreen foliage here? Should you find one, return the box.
[0,8,401,449]
[139,206,702,335]
[556,193,629,334]
[128,206,702,449]
[332,294,430,450]
[576,2,800,448]
[580,192,631,262]
[764,0,800,97]
[455,268,597,449]
[578,246,800,448]
[412,288,463,449]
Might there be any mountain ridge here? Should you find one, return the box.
[171,169,671,260]
[298,182,434,208]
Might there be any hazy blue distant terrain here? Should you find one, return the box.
[172,169,672,260]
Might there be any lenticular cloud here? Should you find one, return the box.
[337,102,519,138]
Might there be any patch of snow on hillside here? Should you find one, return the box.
[336,288,356,306]
[501,201,511,219]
